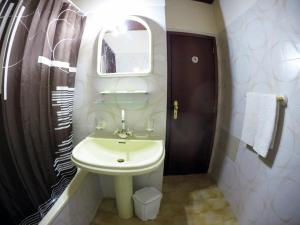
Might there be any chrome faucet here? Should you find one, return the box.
[114,109,132,139]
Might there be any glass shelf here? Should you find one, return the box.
[94,100,147,105]
[96,90,149,109]
[99,90,149,95]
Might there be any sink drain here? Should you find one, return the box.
[117,159,125,163]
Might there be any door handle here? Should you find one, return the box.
[173,100,179,120]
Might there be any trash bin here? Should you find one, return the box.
[132,187,162,221]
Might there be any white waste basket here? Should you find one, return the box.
[132,187,162,221]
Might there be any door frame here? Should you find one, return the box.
[165,31,219,175]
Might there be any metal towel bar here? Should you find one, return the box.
[276,95,287,106]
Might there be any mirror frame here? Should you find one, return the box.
[97,16,153,77]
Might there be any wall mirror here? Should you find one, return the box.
[97,16,152,77]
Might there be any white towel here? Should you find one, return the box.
[253,94,279,157]
[241,92,279,157]
[241,93,258,147]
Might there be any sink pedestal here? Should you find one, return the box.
[114,175,133,219]
[72,137,165,219]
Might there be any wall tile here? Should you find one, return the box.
[212,0,300,224]
[51,174,102,225]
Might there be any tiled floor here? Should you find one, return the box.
[90,174,239,225]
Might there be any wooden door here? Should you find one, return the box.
[165,32,217,175]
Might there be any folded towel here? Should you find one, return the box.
[253,94,278,157]
[241,92,279,157]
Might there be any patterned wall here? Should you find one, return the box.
[211,0,300,225]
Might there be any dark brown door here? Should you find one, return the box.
[166,32,217,175]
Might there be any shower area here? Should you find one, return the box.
[0,0,86,224]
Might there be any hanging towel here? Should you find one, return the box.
[241,92,259,146]
[253,94,278,157]
[241,92,279,157]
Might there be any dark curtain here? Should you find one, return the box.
[0,0,86,224]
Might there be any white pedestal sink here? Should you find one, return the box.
[71,137,165,219]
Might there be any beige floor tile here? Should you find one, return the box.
[98,199,117,213]
[206,198,228,210]
[90,174,240,225]
[185,202,210,214]
[224,219,240,225]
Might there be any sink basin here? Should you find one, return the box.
[71,137,164,176]
[71,136,165,219]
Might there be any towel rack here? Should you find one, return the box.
[244,94,287,106]
[276,95,288,106]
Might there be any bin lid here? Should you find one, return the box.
[133,187,162,204]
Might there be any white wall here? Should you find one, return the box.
[166,0,217,35]
[216,0,257,29]
[212,0,300,225]
[72,0,167,197]
[50,173,102,225]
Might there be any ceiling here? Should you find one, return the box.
[193,0,214,4]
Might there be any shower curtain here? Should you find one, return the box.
[0,0,86,224]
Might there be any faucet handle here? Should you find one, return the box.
[126,129,133,137]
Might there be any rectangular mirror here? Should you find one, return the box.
[97,16,152,77]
